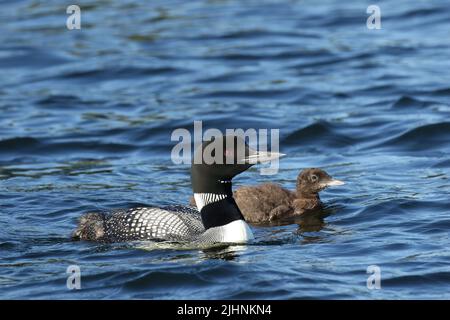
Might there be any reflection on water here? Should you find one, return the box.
[201,245,248,261]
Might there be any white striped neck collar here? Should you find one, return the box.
[193,193,228,211]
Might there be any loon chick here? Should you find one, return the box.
[72,135,284,244]
[235,168,344,223]
[190,168,344,223]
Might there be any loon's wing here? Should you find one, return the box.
[73,206,204,242]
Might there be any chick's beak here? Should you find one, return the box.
[323,179,345,187]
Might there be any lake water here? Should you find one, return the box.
[0,0,449,299]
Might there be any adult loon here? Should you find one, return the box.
[72,135,284,244]
[190,168,344,223]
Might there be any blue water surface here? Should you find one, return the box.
[0,0,450,299]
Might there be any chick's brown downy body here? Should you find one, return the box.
[190,168,344,223]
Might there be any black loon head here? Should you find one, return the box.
[191,135,284,194]
[296,168,344,196]
[190,134,284,234]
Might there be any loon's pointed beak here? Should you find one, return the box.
[243,151,286,164]
[323,179,345,187]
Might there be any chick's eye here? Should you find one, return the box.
[310,175,318,182]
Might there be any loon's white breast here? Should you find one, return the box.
[219,219,254,243]
[193,192,254,243]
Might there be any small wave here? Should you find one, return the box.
[341,199,449,230]
[190,29,318,41]
[406,218,450,235]
[282,121,356,148]
[203,48,333,62]
[195,71,258,83]
[0,137,40,152]
[375,122,450,151]
[188,88,298,101]
[383,272,450,288]
[391,96,435,108]
[121,270,211,291]
[55,66,187,83]
[35,94,105,109]
[432,159,450,168]
[430,87,450,96]
[0,46,70,69]
[0,136,137,157]
[397,7,444,19]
